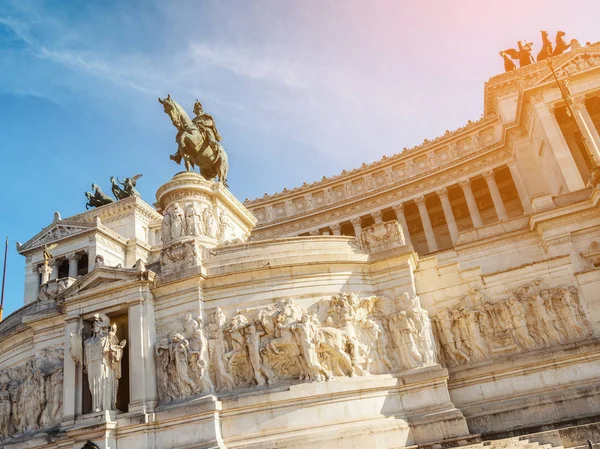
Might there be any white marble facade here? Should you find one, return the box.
[2,45,600,449]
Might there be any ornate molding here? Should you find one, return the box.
[251,148,513,239]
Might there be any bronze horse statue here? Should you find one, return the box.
[158,95,229,187]
[85,183,114,209]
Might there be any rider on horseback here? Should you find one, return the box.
[192,99,222,147]
[170,99,222,168]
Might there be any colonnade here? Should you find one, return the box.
[314,164,532,254]
[39,251,88,285]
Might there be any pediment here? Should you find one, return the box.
[60,265,155,299]
[18,220,96,253]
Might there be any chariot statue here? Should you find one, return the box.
[85,183,114,209]
[158,95,229,187]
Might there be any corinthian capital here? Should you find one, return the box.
[482,170,495,181]
[436,187,449,198]
[414,196,426,207]
[458,179,472,190]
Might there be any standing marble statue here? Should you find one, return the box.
[83,314,126,412]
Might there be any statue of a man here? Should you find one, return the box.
[84,314,126,412]
[192,100,222,151]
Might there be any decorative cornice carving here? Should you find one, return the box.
[251,148,513,240]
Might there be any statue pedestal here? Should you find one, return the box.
[156,172,257,275]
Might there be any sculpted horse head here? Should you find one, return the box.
[158,95,194,131]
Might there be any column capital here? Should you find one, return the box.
[414,196,427,207]
[570,95,586,112]
[38,263,52,275]
[308,230,320,236]
[371,210,383,224]
[482,170,495,181]
[458,179,472,190]
[392,202,404,214]
[67,253,82,262]
[350,217,362,226]
[436,187,449,198]
[330,223,341,235]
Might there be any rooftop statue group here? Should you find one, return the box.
[84,174,142,209]
[500,30,579,72]
[158,96,229,187]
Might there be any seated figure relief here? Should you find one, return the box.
[154,292,437,403]
[433,283,590,367]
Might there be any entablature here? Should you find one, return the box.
[251,146,514,240]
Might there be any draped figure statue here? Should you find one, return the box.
[83,314,126,412]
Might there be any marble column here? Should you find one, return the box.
[534,101,585,192]
[128,298,158,414]
[62,317,83,424]
[483,170,508,221]
[507,163,534,214]
[436,188,459,244]
[350,218,362,239]
[459,179,483,228]
[67,253,81,279]
[392,203,411,246]
[38,263,52,285]
[571,96,600,163]
[371,210,383,224]
[330,223,342,236]
[414,196,438,253]
[49,260,59,281]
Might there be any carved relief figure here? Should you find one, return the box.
[170,203,186,239]
[552,287,587,339]
[83,314,126,412]
[506,298,536,350]
[0,350,64,438]
[204,207,218,239]
[0,376,10,437]
[208,308,235,391]
[435,284,588,367]
[152,293,438,404]
[528,292,562,347]
[218,211,234,241]
[389,311,422,371]
[186,203,205,236]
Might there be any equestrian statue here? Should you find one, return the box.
[158,95,229,187]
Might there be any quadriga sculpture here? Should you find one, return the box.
[154,293,437,404]
[159,95,229,187]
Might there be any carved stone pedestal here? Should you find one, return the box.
[156,172,257,275]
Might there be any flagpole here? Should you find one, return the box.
[0,237,8,322]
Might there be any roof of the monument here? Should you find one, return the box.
[244,41,600,207]
[17,196,161,255]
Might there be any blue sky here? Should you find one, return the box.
[1,0,598,315]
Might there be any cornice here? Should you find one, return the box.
[68,196,162,224]
[244,116,498,206]
[251,146,513,239]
